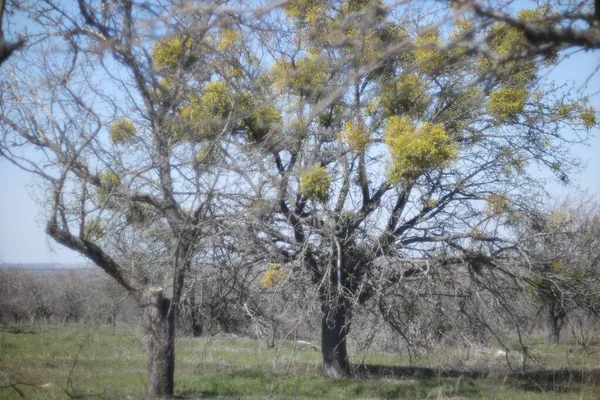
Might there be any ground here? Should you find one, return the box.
[0,325,599,399]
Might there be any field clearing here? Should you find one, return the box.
[1,325,599,399]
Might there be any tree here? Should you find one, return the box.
[0,0,239,395]
[208,0,594,377]
[514,197,600,344]
[0,269,29,326]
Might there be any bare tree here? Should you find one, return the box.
[513,197,600,344]
[0,0,250,395]
[0,269,28,326]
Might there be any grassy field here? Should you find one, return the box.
[1,325,599,399]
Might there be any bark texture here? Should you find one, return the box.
[145,289,175,396]
[321,299,351,379]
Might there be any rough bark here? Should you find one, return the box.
[321,298,351,379]
[145,288,175,396]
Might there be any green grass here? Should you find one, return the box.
[1,325,599,399]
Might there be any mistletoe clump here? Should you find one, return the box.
[299,166,332,203]
[487,87,527,121]
[385,116,457,183]
[109,118,136,144]
[260,264,289,288]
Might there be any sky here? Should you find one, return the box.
[0,5,599,264]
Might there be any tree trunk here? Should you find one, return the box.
[547,303,563,345]
[321,298,351,379]
[145,288,175,396]
[188,291,203,337]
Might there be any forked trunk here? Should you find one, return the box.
[145,288,175,396]
[321,299,351,379]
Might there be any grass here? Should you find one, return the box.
[1,325,599,399]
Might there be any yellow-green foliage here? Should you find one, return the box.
[83,217,104,240]
[384,116,457,183]
[547,209,573,230]
[338,119,370,151]
[285,0,326,21]
[180,81,234,140]
[125,203,151,225]
[284,0,331,40]
[477,9,553,86]
[260,263,289,288]
[381,73,429,117]
[299,166,332,203]
[452,18,474,37]
[198,81,233,118]
[488,9,543,55]
[414,27,444,73]
[155,78,175,102]
[218,28,241,51]
[363,99,379,116]
[98,171,121,192]
[484,193,509,217]
[487,87,527,121]
[554,103,572,119]
[272,55,328,98]
[345,29,381,66]
[488,23,525,56]
[425,199,438,208]
[550,261,567,274]
[96,171,121,204]
[504,60,538,87]
[447,19,474,60]
[341,0,383,14]
[580,107,597,129]
[242,105,282,142]
[152,35,192,70]
[440,87,482,134]
[304,5,326,27]
[109,118,136,144]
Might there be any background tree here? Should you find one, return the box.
[514,197,600,344]
[0,269,30,326]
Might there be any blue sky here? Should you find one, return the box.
[1,4,599,264]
